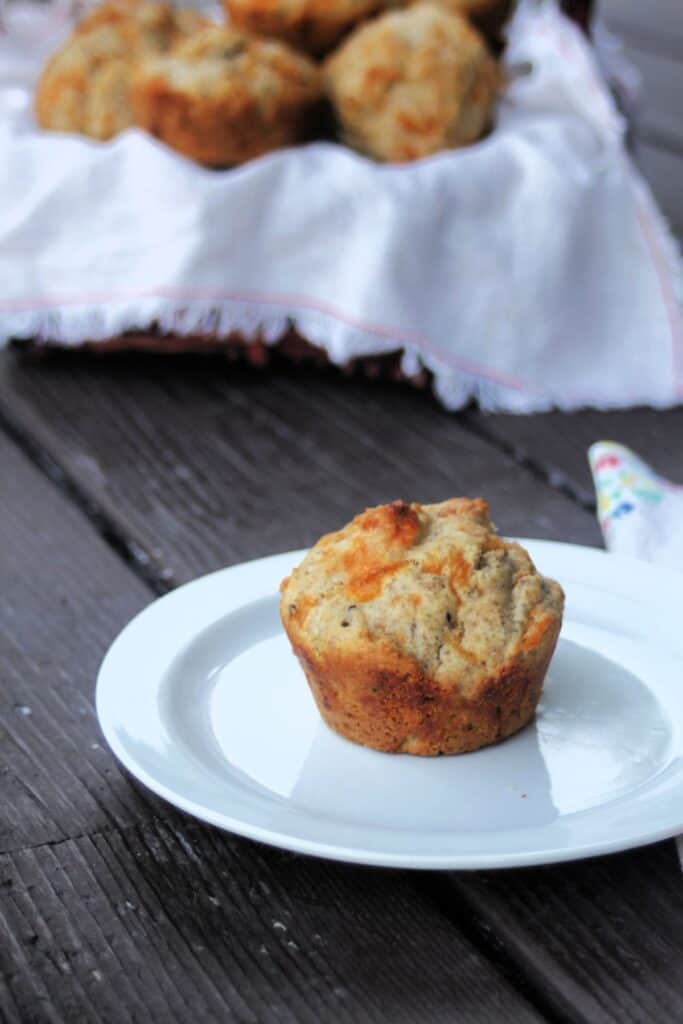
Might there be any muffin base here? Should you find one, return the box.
[132,80,318,166]
[289,622,560,755]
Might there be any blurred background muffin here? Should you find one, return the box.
[74,0,208,48]
[223,0,385,57]
[35,0,502,163]
[132,24,321,165]
[387,0,512,46]
[324,2,498,162]
[35,0,208,140]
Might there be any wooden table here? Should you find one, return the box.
[3,2,683,1020]
[599,0,683,236]
[2,345,683,1023]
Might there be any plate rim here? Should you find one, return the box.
[96,539,683,870]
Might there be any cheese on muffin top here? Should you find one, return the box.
[281,498,563,697]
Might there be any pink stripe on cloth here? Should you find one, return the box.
[635,198,683,399]
[1,284,534,395]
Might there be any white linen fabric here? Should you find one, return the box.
[0,0,681,412]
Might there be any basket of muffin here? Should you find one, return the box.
[36,0,508,166]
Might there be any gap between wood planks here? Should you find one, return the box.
[459,415,597,512]
[2,819,551,1024]
[0,403,172,598]
[3,376,683,1022]
[414,873,578,1024]
[0,421,553,1024]
[0,384,597,601]
[6,352,683,1022]
[0,370,602,1024]
[1,816,168,858]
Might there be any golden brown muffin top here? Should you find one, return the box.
[281,498,564,695]
[224,0,385,55]
[75,0,209,53]
[227,0,380,18]
[135,25,321,108]
[324,2,498,161]
[35,1,208,138]
[390,0,505,18]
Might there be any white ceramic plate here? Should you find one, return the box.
[97,541,683,869]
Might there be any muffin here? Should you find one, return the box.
[223,0,385,57]
[280,498,564,755]
[324,3,499,162]
[389,0,512,43]
[35,0,208,140]
[74,0,208,49]
[131,25,322,166]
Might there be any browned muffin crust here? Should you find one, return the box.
[324,2,499,161]
[280,498,564,755]
[223,0,385,56]
[35,0,208,140]
[74,0,208,49]
[131,25,322,166]
[388,0,512,42]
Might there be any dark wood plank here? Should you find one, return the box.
[0,350,601,593]
[0,430,162,851]
[463,405,683,509]
[0,821,543,1024]
[439,840,683,1024]
[7,348,683,1019]
[0,429,552,1022]
[5,348,683,1022]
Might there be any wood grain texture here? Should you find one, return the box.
[464,405,683,507]
[0,821,543,1024]
[0,431,163,851]
[0,351,601,592]
[0,425,547,1022]
[5,347,683,1024]
[439,840,683,1024]
[1,1,681,1013]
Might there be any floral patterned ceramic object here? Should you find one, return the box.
[589,442,683,565]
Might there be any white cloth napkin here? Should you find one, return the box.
[589,441,683,867]
[0,0,681,413]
